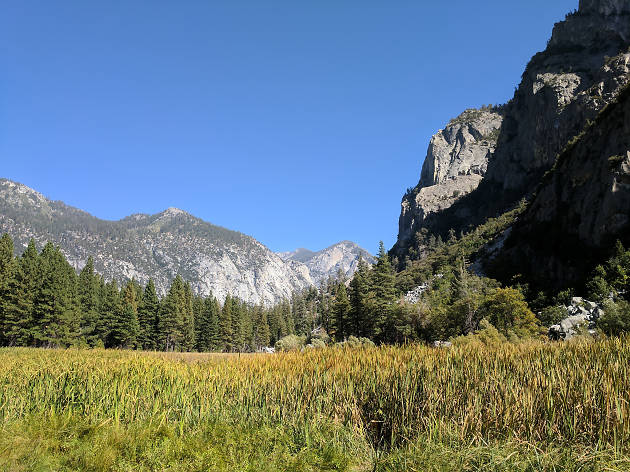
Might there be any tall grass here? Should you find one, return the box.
[1,337,629,452]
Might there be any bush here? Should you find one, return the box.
[306,339,326,349]
[308,326,330,345]
[538,306,567,327]
[480,287,541,338]
[335,336,375,348]
[451,319,507,347]
[598,299,630,336]
[275,335,306,352]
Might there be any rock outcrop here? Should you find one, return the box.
[548,297,604,340]
[278,240,374,285]
[486,4,630,193]
[0,179,316,305]
[395,0,630,256]
[397,108,503,246]
[495,82,630,287]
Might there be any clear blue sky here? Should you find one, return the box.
[1,0,577,254]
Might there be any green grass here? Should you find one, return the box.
[1,341,629,471]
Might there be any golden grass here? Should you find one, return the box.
[0,337,628,450]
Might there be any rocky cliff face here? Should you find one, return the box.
[486,0,630,192]
[278,240,374,285]
[395,0,630,255]
[494,83,630,287]
[397,108,503,246]
[0,179,315,305]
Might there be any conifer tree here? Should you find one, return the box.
[231,297,244,351]
[369,241,397,342]
[111,298,140,348]
[100,280,121,347]
[181,282,196,351]
[2,239,37,346]
[219,294,233,352]
[108,280,140,348]
[0,233,15,345]
[158,275,185,351]
[451,255,480,334]
[193,295,206,351]
[332,282,351,341]
[293,294,310,335]
[78,257,100,346]
[138,279,159,350]
[253,305,271,349]
[204,297,221,351]
[349,256,370,337]
[32,243,81,347]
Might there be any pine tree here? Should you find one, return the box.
[99,280,121,347]
[138,279,159,350]
[32,243,81,347]
[78,257,100,346]
[451,255,480,334]
[349,256,370,337]
[231,297,245,351]
[369,241,397,342]
[0,233,16,346]
[332,282,351,341]
[293,294,310,335]
[158,275,185,351]
[110,300,139,349]
[219,294,234,352]
[2,239,37,346]
[181,282,195,351]
[253,306,271,349]
[193,295,206,351]
[205,297,221,351]
[108,280,140,348]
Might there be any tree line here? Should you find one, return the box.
[0,233,412,350]
[1,231,571,351]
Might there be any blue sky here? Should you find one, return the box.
[1,0,577,254]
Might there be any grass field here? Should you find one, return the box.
[1,339,630,471]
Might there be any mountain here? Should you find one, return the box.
[0,178,315,305]
[494,82,630,289]
[398,107,504,246]
[394,0,630,265]
[277,248,317,264]
[278,241,375,285]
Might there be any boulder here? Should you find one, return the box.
[548,297,603,340]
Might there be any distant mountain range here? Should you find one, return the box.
[0,179,372,305]
[278,241,375,285]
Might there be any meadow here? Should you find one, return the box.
[1,339,630,471]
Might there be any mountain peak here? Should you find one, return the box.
[161,207,189,217]
[279,240,374,284]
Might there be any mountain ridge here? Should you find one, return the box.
[278,240,374,285]
[0,178,368,305]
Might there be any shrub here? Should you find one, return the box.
[451,319,507,347]
[599,299,630,336]
[480,287,540,338]
[538,305,567,327]
[275,335,306,352]
[306,339,326,349]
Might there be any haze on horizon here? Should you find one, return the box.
[1,0,577,254]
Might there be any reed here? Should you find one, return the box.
[1,337,628,451]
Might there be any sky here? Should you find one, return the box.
[1,0,577,254]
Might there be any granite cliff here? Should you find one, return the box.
[279,241,374,285]
[494,83,630,288]
[395,0,630,258]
